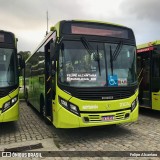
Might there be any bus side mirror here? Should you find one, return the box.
[17,54,25,70]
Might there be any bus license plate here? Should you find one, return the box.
[102,116,114,121]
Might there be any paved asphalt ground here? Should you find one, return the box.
[0,101,160,160]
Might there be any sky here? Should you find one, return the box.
[0,0,160,52]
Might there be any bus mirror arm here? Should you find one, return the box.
[51,60,56,76]
[17,54,25,69]
[52,70,56,77]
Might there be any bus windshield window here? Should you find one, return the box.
[0,48,17,87]
[58,41,137,87]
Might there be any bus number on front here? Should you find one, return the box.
[119,102,130,108]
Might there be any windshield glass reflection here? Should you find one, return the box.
[0,48,17,87]
[58,41,137,87]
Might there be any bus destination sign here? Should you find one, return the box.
[137,47,154,53]
[71,25,127,38]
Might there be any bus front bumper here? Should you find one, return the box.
[53,103,138,128]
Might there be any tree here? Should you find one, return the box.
[18,51,31,76]
[18,51,31,61]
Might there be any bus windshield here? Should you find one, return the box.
[0,48,18,87]
[58,41,137,87]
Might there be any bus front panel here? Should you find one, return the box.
[53,87,138,128]
[0,88,19,122]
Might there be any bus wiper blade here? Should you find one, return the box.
[112,41,123,61]
[109,41,123,76]
[110,45,114,76]
[96,45,101,76]
[80,37,101,76]
[80,37,94,55]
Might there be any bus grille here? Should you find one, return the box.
[83,112,127,123]
[75,88,134,100]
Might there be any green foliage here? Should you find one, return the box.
[18,51,31,76]
[18,51,31,61]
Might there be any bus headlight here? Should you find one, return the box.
[131,97,138,112]
[2,96,18,113]
[59,98,68,109]
[11,96,18,104]
[59,96,80,116]
[69,103,80,116]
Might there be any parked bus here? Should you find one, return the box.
[25,20,138,128]
[137,40,160,111]
[0,30,22,122]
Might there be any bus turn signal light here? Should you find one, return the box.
[131,97,138,112]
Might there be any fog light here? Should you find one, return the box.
[83,117,89,122]
[125,113,130,119]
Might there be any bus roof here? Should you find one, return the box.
[137,40,160,49]
[50,20,134,42]
[0,30,17,47]
[50,20,125,29]
[50,20,130,36]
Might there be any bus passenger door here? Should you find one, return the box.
[151,52,160,110]
[50,42,56,123]
[138,52,151,108]
[45,42,53,121]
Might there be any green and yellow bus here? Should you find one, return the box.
[25,20,138,128]
[137,40,160,111]
[0,30,20,122]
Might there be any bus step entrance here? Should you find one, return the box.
[140,91,151,108]
[46,116,52,121]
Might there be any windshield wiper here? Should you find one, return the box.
[110,45,114,76]
[80,37,101,75]
[96,45,101,76]
[112,41,123,61]
[109,41,123,76]
[80,37,94,55]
